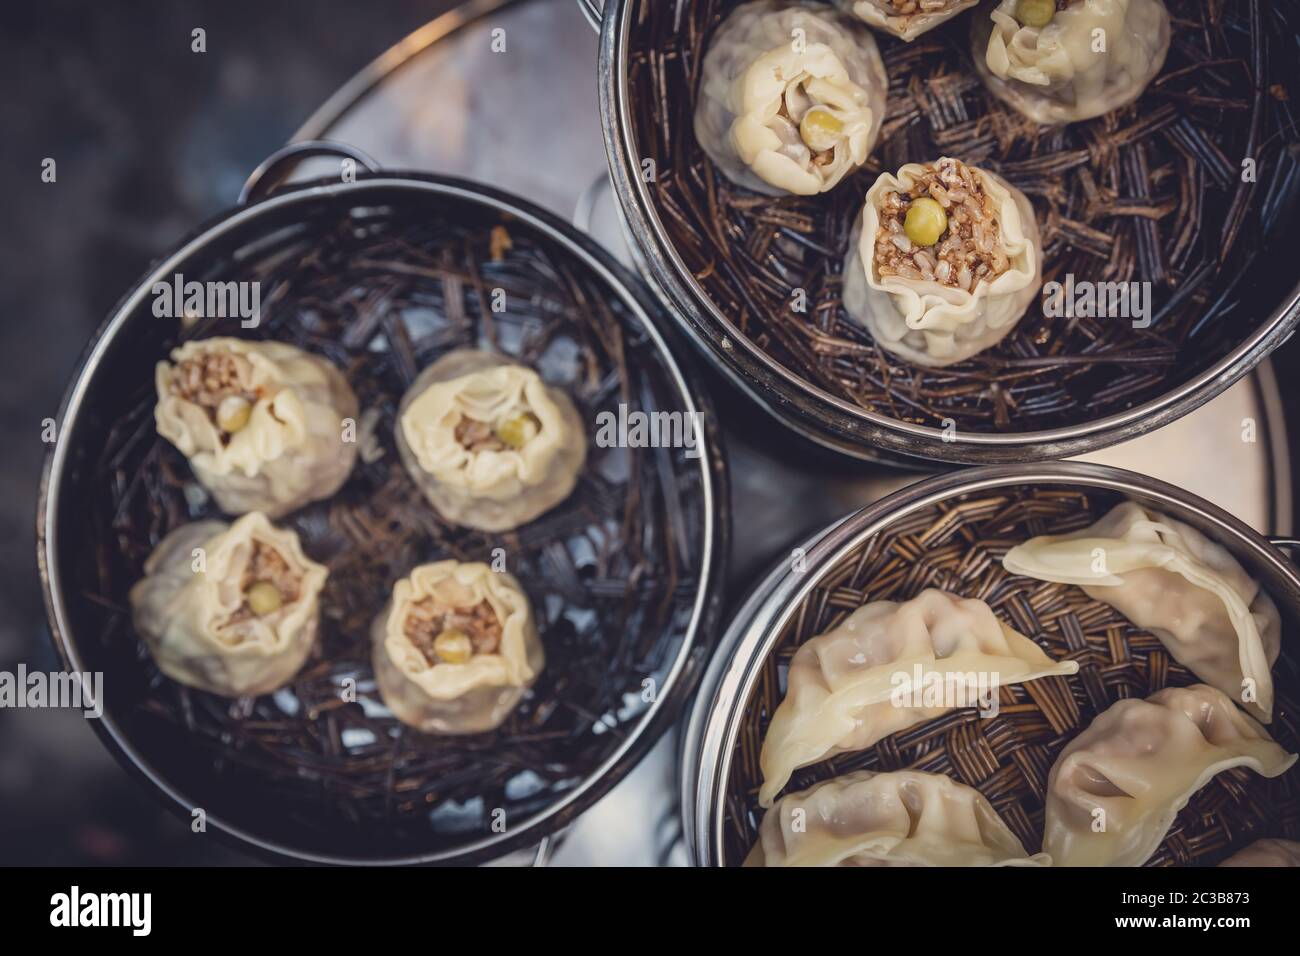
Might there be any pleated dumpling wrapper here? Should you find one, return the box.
[1044,684,1297,867]
[974,0,1172,126]
[1219,839,1300,868]
[748,769,1051,866]
[843,157,1042,367]
[371,561,544,735]
[128,512,328,697]
[1002,500,1281,722]
[758,588,1078,806]
[694,0,887,196]
[154,337,359,518]
[397,350,586,532]
[837,0,979,42]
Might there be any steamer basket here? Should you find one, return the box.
[684,461,1300,866]
[587,0,1300,463]
[38,143,728,865]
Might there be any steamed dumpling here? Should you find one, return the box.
[371,560,544,735]
[842,157,1042,367]
[974,0,1172,125]
[128,512,328,697]
[397,349,586,532]
[837,0,978,42]
[759,588,1078,806]
[748,769,1050,866]
[695,0,887,196]
[1002,500,1281,722]
[1044,684,1296,867]
[1219,839,1300,868]
[154,337,359,518]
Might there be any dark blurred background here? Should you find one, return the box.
[0,0,453,865]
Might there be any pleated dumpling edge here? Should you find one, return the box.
[757,588,1078,807]
[1044,684,1296,867]
[1002,500,1281,722]
[749,769,1051,867]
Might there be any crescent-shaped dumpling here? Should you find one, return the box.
[749,769,1050,866]
[1044,684,1296,867]
[1003,500,1281,722]
[759,588,1078,806]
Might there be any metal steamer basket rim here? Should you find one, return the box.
[682,460,1300,867]
[586,0,1300,464]
[37,143,729,865]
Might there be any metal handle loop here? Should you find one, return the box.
[575,0,603,32]
[238,140,382,206]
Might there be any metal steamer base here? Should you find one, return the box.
[684,462,1300,867]
[293,0,1292,865]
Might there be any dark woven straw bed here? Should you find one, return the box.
[628,0,1300,433]
[724,486,1300,865]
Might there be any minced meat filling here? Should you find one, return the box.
[875,0,965,17]
[454,416,507,453]
[454,411,540,453]
[873,158,1010,292]
[403,597,503,665]
[224,541,301,625]
[169,351,259,409]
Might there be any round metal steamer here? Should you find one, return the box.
[37,151,729,865]
[586,0,1300,464]
[682,461,1300,867]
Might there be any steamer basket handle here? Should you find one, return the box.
[576,0,603,32]
[1269,537,1300,555]
[573,173,605,232]
[239,140,382,206]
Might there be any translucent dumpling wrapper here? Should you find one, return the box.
[1219,839,1300,868]
[397,349,586,532]
[154,337,359,518]
[842,157,1042,367]
[758,588,1078,807]
[1002,500,1281,722]
[747,769,1051,866]
[836,0,979,42]
[371,560,544,735]
[974,0,1172,125]
[694,0,887,196]
[1044,684,1297,867]
[128,512,328,697]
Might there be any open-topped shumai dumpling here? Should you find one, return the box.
[836,0,979,42]
[843,156,1042,367]
[371,561,544,735]
[974,0,1172,126]
[694,0,888,196]
[154,337,359,518]
[129,512,328,697]
[397,349,586,532]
